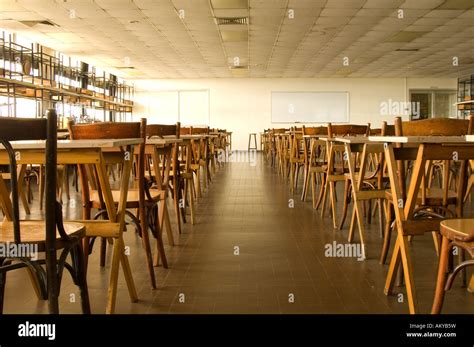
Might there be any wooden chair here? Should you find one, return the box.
[289,127,304,194]
[301,126,327,205]
[68,120,163,290]
[432,219,474,313]
[339,122,392,231]
[191,126,211,190]
[320,123,370,228]
[147,122,194,231]
[0,110,90,314]
[381,116,473,264]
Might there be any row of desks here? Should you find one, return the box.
[0,133,221,313]
[305,134,474,314]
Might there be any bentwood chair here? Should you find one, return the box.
[146,122,193,231]
[289,127,305,194]
[380,116,473,265]
[320,123,370,228]
[68,120,165,290]
[432,219,474,313]
[0,110,90,314]
[301,126,327,206]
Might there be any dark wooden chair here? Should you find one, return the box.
[0,110,90,314]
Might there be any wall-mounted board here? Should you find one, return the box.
[271,91,349,123]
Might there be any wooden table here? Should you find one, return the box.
[0,138,142,314]
[369,135,473,314]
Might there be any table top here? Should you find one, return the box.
[334,136,371,144]
[2,138,143,150]
[146,138,183,145]
[369,136,468,144]
[465,135,474,142]
[303,135,327,139]
[181,134,206,140]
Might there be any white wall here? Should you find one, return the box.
[132,77,456,150]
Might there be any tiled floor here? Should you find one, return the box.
[3,153,473,313]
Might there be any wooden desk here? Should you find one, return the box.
[369,135,473,313]
[0,138,142,314]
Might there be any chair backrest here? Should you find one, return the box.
[327,123,370,137]
[68,120,144,211]
[68,121,141,139]
[191,126,209,135]
[381,121,395,136]
[147,122,180,138]
[302,126,327,136]
[0,110,58,245]
[180,126,192,135]
[271,128,288,134]
[395,117,473,136]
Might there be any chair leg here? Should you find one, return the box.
[329,182,338,229]
[65,165,71,201]
[159,198,174,246]
[302,166,310,201]
[289,163,295,194]
[432,232,441,257]
[338,179,351,230]
[378,198,384,238]
[380,202,392,264]
[311,173,317,209]
[431,236,451,314]
[315,173,326,210]
[99,237,107,267]
[188,179,195,225]
[73,244,91,314]
[154,205,168,268]
[39,165,45,210]
[0,268,6,314]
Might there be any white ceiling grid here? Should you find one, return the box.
[0,0,472,78]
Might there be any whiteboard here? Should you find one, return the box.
[271,92,349,123]
[134,90,209,125]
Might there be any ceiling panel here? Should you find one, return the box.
[0,0,471,78]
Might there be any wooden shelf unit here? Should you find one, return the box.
[0,31,134,124]
[457,74,473,118]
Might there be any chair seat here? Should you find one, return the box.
[385,188,458,205]
[440,219,474,243]
[90,188,163,208]
[0,220,85,247]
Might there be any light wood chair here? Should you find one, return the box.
[0,110,90,314]
[320,124,370,228]
[301,126,327,207]
[289,127,304,194]
[381,116,473,264]
[68,120,154,291]
[432,219,474,314]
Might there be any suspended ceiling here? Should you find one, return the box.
[0,0,473,78]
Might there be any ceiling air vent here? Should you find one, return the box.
[215,17,248,25]
[19,20,59,28]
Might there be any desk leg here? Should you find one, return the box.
[96,152,137,314]
[383,144,419,314]
[17,165,30,215]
